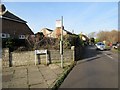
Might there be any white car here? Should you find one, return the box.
[95,42,106,50]
[112,43,120,49]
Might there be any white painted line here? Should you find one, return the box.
[104,53,118,62]
[104,53,113,59]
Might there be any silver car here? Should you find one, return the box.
[95,42,106,50]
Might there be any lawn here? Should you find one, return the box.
[111,48,120,54]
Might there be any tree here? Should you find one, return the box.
[97,30,119,43]
[90,38,95,44]
[88,32,96,38]
[26,32,44,50]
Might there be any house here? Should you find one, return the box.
[52,26,72,38]
[52,20,73,38]
[40,27,72,38]
[0,4,34,39]
[40,20,73,38]
[40,28,53,37]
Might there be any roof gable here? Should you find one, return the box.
[41,28,53,32]
[2,10,26,23]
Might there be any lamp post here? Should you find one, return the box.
[60,16,63,68]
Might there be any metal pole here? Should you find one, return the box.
[46,50,48,65]
[60,16,63,68]
[35,50,37,66]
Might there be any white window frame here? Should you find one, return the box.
[6,34,10,38]
[0,33,10,38]
[1,33,6,38]
[19,35,25,39]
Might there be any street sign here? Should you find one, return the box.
[35,50,47,54]
[35,50,48,65]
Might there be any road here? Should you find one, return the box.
[60,45,118,88]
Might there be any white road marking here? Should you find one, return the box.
[104,53,113,59]
[104,53,118,62]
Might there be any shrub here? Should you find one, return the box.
[5,38,15,52]
[26,34,83,50]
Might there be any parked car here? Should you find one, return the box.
[95,42,106,50]
[112,43,120,49]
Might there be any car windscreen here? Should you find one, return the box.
[97,43,104,45]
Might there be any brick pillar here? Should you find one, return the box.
[2,48,10,67]
[71,46,75,61]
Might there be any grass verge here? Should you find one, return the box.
[111,48,120,54]
[51,61,76,90]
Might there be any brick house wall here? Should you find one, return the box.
[1,4,34,39]
[2,19,34,38]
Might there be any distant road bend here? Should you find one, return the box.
[60,46,118,88]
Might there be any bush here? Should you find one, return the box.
[5,38,15,52]
[26,34,83,50]
[2,38,28,52]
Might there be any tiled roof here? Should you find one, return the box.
[43,28,53,32]
[47,29,53,32]
[2,10,26,23]
[64,29,72,35]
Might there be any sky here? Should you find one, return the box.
[2,1,118,35]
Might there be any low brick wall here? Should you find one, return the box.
[11,50,73,66]
[49,50,73,61]
[11,51,35,66]
[2,49,74,67]
[2,46,83,67]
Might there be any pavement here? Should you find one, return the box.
[2,62,72,89]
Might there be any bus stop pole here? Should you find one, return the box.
[60,16,63,68]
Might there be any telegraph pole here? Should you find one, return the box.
[60,16,63,68]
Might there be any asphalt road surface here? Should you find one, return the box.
[60,45,118,88]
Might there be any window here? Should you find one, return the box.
[19,35,25,39]
[0,33,10,38]
[6,34,10,38]
[1,33,6,38]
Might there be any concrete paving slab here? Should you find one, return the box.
[48,64,60,69]
[13,69,27,79]
[37,64,46,68]
[28,76,44,85]
[9,84,29,88]
[28,66,39,72]
[28,71,45,85]
[10,78,27,87]
[48,64,64,76]
[2,72,13,82]
[39,67,57,80]
[30,82,48,88]
[51,68,63,76]
[2,62,71,89]
[38,67,58,87]
[46,79,56,87]
[2,81,11,88]
[2,67,14,72]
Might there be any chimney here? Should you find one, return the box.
[0,4,6,15]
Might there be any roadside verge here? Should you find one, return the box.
[50,61,76,90]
